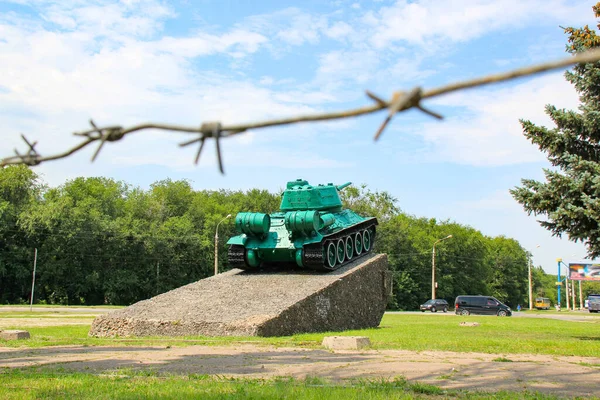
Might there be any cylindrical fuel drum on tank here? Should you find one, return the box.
[284,210,320,235]
[235,212,271,236]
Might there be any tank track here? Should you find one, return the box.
[227,245,247,269]
[302,220,377,271]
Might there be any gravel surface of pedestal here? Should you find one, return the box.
[89,253,390,337]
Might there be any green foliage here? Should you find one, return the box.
[0,171,279,305]
[0,165,43,303]
[511,3,600,258]
[340,184,400,221]
[0,168,533,309]
[486,237,528,307]
[529,267,600,308]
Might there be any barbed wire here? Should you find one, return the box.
[3,50,600,174]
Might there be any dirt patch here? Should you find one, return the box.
[0,344,598,397]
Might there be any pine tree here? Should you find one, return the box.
[511,3,600,258]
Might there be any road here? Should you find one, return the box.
[392,310,600,322]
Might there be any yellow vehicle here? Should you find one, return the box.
[535,297,551,310]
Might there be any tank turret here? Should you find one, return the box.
[227,179,378,271]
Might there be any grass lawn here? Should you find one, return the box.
[0,305,124,309]
[1,309,598,399]
[1,310,599,357]
[0,370,567,400]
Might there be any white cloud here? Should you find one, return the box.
[276,14,326,45]
[0,0,342,182]
[386,56,439,84]
[316,49,380,84]
[150,30,267,58]
[243,8,327,47]
[369,0,591,48]
[413,72,579,166]
[324,21,354,40]
[38,0,174,39]
[1,0,594,187]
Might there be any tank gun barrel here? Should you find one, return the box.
[336,182,352,191]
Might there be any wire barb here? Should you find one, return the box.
[88,120,127,162]
[3,48,600,170]
[373,87,443,141]
[365,90,387,106]
[8,134,42,166]
[192,122,225,174]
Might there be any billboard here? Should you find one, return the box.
[568,263,600,281]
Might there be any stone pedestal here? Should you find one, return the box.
[0,330,30,340]
[322,336,371,350]
[90,253,390,337]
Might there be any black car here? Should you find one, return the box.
[454,295,512,316]
[420,299,449,313]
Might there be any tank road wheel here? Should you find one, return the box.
[326,242,337,269]
[354,232,363,255]
[336,238,345,264]
[345,236,354,260]
[362,229,372,252]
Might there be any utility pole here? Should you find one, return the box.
[431,235,452,300]
[571,279,576,311]
[556,258,562,311]
[528,257,533,311]
[565,275,570,311]
[156,262,160,295]
[579,280,583,310]
[214,233,219,275]
[528,245,540,311]
[29,248,37,312]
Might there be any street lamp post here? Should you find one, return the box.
[214,214,232,276]
[528,256,532,310]
[432,235,452,300]
[556,258,562,311]
[528,245,540,311]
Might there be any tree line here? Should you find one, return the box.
[1,165,597,309]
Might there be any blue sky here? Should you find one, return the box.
[0,0,597,273]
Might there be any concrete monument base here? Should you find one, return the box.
[90,253,390,337]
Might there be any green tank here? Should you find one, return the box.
[226,179,378,271]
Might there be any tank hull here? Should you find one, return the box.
[226,180,379,272]
[227,213,377,271]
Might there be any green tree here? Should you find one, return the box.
[21,177,129,304]
[0,165,42,303]
[511,3,600,258]
[531,267,560,307]
[340,184,400,222]
[485,237,528,307]
[378,214,493,310]
[0,173,540,309]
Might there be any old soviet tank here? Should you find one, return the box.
[226,179,378,271]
